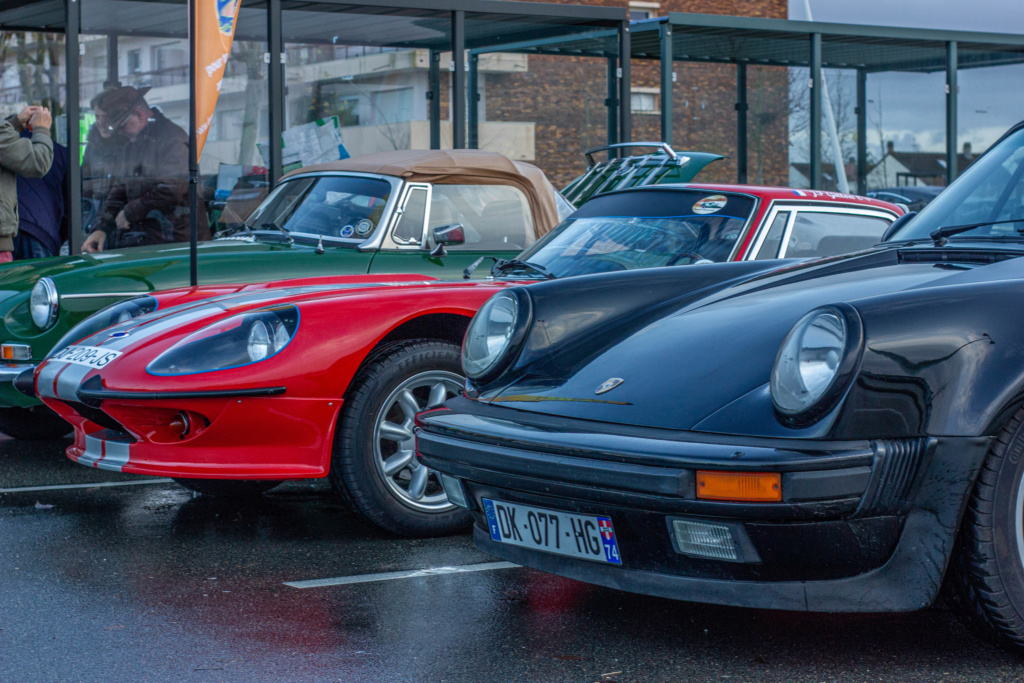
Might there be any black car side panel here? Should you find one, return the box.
[837,278,1024,439]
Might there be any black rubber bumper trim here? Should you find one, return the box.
[77,386,287,401]
[464,436,992,613]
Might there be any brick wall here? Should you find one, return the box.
[483,0,790,189]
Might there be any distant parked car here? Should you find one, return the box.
[31,183,900,536]
[867,185,943,212]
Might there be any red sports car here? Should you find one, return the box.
[32,184,901,535]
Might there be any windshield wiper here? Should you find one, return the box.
[252,222,293,245]
[491,259,556,280]
[930,217,1024,246]
[463,256,499,279]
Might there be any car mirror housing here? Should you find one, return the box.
[880,211,917,242]
[429,223,465,258]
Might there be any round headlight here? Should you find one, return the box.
[30,277,59,329]
[247,320,272,362]
[463,291,522,380]
[771,309,850,416]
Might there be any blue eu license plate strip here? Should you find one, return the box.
[482,498,622,565]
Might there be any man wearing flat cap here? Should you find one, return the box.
[83,85,209,252]
[0,106,54,262]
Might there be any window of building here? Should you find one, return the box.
[628,1,660,21]
[127,49,142,74]
[631,87,660,115]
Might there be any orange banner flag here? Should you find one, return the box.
[193,0,241,160]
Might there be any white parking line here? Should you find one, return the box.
[285,561,520,589]
[0,479,173,494]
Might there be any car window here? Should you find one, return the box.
[393,187,428,246]
[430,185,535,251]
[783,212,890,258]
[245,175,391,239]
[555,191,575,221]
[754,211,789,260]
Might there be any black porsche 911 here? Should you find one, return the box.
[416,120,1024,650]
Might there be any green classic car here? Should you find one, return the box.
[0,148,572,439]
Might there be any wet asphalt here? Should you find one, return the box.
[2,436,1023,683]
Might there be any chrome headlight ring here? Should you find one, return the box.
[770,304,864,426]
[462,288,532,385]
[30,277,59,330]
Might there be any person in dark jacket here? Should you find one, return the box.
[82,86,210,252]
[14,130,68,260]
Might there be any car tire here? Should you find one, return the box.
[0,405,72,441]
[330,339,471,537]
[173,479,282,497]
[953,406,1024,651]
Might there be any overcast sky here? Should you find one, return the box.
[787,0,1024,159]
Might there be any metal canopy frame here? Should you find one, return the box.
[0,0,627,257]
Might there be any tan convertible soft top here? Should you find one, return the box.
[288,149,560,237]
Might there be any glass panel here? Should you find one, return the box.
[246,175,391,239]
[431,185,534,251]
[957,60,1024,173]
[783,211,889,258]
[394,187,428,245]
[746,65,791,187]
[816,67,857,193]
[754,211,789,260]
[79,0,270,253]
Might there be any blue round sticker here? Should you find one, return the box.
[340,225,355,238]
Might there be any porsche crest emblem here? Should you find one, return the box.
[595,377,625,395]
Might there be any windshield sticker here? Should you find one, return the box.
[692,195,729,215]
[340,225,355,238]
[355,218,374,236]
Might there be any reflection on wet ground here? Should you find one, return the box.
[1,437,1020,682]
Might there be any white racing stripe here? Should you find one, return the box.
[0,479,173,494]
[285,561,520,589]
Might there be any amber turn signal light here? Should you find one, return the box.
[696,470,782,502]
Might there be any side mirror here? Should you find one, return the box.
[881,211,917,242]
[428,223,465,258]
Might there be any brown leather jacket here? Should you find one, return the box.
[98,108,210,247]
[0,116,53,251]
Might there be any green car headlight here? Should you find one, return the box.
[147,306,299,376]
[30,277,59,330]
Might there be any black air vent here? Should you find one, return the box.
[855,438,930,516]
[898,249,1019,265]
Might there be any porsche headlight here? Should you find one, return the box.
[462,290,530,381]
[49,296,158,355]
[770,306,862,421]
[30,277,59,329]
[147,306,298,375]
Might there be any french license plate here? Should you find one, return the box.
[482,498,622,565]
[48,345,122,369]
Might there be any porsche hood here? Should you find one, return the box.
[483,246,1024,431]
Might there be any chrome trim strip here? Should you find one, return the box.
[0,363,34,383]
[61,292,147,300]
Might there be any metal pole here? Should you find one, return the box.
[856,69,867,195]
[659,22,672,147]
[267,0,284,183]
[809,33,822,190]
[619,21,631,145]
[946,41,958,185]
[428,49,441,149]
[105,35,119,87]
[736,63,748,184]
[606,55,618,152]
[468,52,479,149]
[188,0,198,287]
[67,0,83,255]
[452,10,466,149]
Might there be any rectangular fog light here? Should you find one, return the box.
[671,519,739,561]
[439,473,469,508]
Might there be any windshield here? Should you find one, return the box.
[506,189,755,278]
[893,126,1024,241]
[241,175,392,240]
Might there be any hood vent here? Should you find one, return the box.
[898,249,1019,265]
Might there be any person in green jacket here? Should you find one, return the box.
[0,106,54,262]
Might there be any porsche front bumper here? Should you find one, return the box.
[416,398,991,613]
